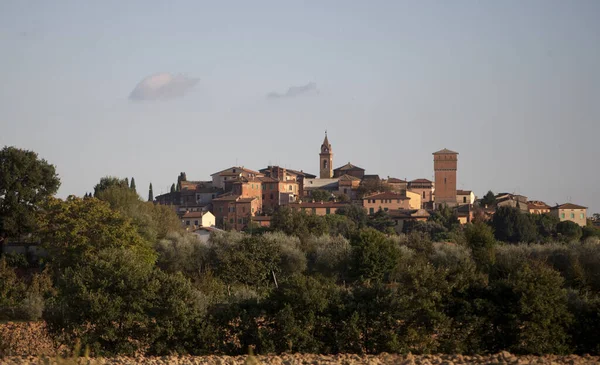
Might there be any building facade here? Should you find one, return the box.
[433,148,458,207]
[362,192,412,214]
[407,179,434,207]
[456,190,475,205]
[550,203,588,227]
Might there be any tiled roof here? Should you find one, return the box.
[457,190,472,195]
[409,178,433,184]
[433,148,459,155]
[257,176,280,183]
[183,211,210,218]
[364,192,409,200]
[338,174,361,181]
[362,174,380,180]
[211,166,261,177]
[237,197,257,203]
[551,203,587,210]
[334,162,364,171]
[527,201,551,209]
[387,178,407,184]
[213,193,239,201]
[389,209,430,218]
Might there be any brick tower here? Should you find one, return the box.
[433,148,458,207]
[319,132,333,179]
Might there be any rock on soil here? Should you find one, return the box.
[1,353,600,365]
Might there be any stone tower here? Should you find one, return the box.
[433,148,458,207]
[319,132,333,179]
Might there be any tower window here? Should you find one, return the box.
[444,178,447,184]
[323,160,328,169]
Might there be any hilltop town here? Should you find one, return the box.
[152,133,592,233]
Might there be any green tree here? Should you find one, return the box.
[429,204,460,232]
[310,189,332,202]
[130,177,136,193]
[531,213,560,240]
[464,222,496,269]
[0,146,60,239]
[148,183,154,202]
[367,208,396,234]
[350,228,400,283]
[170,183,176,193]
[40,196,156,271]
[480,190,496,207]
[486,263,572,354]
[93,176,128,197]
[356,179,391,199]
[336,204,368,229]
[556,221,583,242]
[491,206,537,243]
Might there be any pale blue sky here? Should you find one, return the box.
[1,1,599,213]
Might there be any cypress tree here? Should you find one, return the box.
[125,177,129,187]
[130,177,136,193]
[148,183,154,202]
[170,183,176,193]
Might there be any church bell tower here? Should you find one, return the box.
[319,132,333,179]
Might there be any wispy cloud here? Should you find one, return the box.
[267,82,318,99]
[129,73,199,101]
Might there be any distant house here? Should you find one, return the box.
[495,193,529,212]
[288,201,349,216]
[252,215,272,228]
[527,201,551,215]
[388,209,430,233]
[407,179,434,207]
[338,174,362,199]
[210,166,263,190]
[212,194,261,230]
[333,162,365,179]
[259,166,316,198]
[550,203,588,227]
[456,190,475,205]
[362,192,412,214]
[303,178,339,196]
[182,211,215,229]
[385,177,408,192]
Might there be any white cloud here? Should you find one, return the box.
[129,73,199,101]
[267,82,318,99]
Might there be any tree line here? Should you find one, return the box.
[2,146,600,357]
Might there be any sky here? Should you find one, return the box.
[1,1,599,213]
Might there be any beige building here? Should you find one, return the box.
[362,192,412,214]
[407,179,434,207]
[550,203,588,227]
[182,211,215,229]
[528,201,551,215]
[405,190,422,210]
[456,190,475,205]
[288,201,348,216]
[211,166,263,189]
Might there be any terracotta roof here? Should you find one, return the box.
[432,148,459,155]
[257,176,280,183]
[212,193,239,201]
[387,178,407,184]
[362,174,380,181]
[527,201,551,210]
[211,166,261,177]
[363,192,409,200]
[237,197,257,203]
[334,162,364,171]
[183,211,210,218]
[409,178,433,184]
[456,190,472,195]
[551,203,587,210]
[389,209,430,219]
[286,169,316,178]
[338,174,361,181]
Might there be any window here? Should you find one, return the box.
[232,169,236,173]
[289,185,292,191]
[561,213,565,219]
[581,213,585,219]
[444,177,447,184]
[463,197,467,203]
[186,221,190,226]
[384,208,388,212]
[194,220,199,226]
[229,218,234,224]
[326,208,331,215]
[252,207,255,213]
[262,194,265,199]
[219,207,223,213]
[423,192,425,199]
[270,193,274,199]
[369,208,374,214]
[323,160,328,169]
[571,213,575,219]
